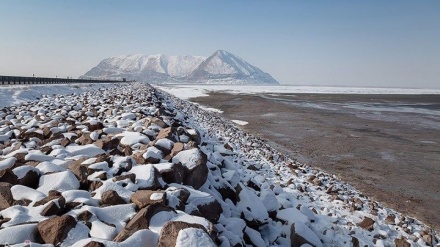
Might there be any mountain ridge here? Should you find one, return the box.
[80,50,279,84]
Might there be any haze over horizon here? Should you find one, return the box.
[0,0,439,88]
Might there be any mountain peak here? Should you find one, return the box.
[81,50,279,85]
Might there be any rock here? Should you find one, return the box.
[422,233,433,245]
[0,182,14,210]
[89,181,103,191]
[172,148,208,189]
[0,169,18,184]
[13,199,32,206]
[385,214,396,224]
[151,117,169,128]
[166,187,190,210]
[37,215,77,245]
[132,151,147,164]
[351,236,360,247]
[290,222,323,247]
[78,133,94,145]
[143,146,163,164]
[192,199,223,223]
[236,183,269,227]
[101,190,126,205]
[130,164,161,190]
[68,159,88,184]
[131,190,166,209]
[156,127,178,142]
[77,210,93,222]
[358,217,375,231]
[113,173,136,183]
[83,241,105,247]
[157,221,210,247]
[113,203,174,242]
[158,162,185,184]
[17,169,40,189]
[95,136,120,151]
[37,171,80,195]
[40,201,61,216]
[186,128,201,145]
[394,237,411,247]
[166,142,184,159]
[86,121,104,131]
[154,138,174,155]
[60,137,71,147]
[34,193,65,207]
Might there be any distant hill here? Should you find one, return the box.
[80,50,279,85]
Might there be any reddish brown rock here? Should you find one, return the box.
[37,215,77,245]
[0,182,14,210]
[13,199,32,206]
[34,192,65,209]
[40,201,61,216]
[156,127,178,142]
[113,173,136,183]
[151,117,169,128]
[385,214,396,224]
[131,190,166,209]
[86,121,104,131]
[358,217,375,231]
[13,153,27,167]
[95,136,120,151]
[164,142,184,160]
[132,151,147,164]
[113,203,174,242]
[42,126,52,139]
[84,241,105,247]
[89,181,103,192]
[78,133,94,145]
[68,158,88,179]
[101,190,126,205]
[77,210,93,222]
[394,237,411,247]
[60,137,71,147]
[157,221,209,247]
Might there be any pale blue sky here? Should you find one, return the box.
[0,1,439,87]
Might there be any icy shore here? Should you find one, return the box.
[0,83,438,246]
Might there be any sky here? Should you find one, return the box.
[0,1,439,88]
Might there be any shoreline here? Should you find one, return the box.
[189,91,440,231]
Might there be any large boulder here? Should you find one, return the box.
[131,190,166,209]
[172,148,208,189]
[37,215,77,245]
[157,221,212,247]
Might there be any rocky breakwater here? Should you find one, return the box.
[0,83,437,246]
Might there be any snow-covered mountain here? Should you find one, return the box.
[80,50,279,84]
